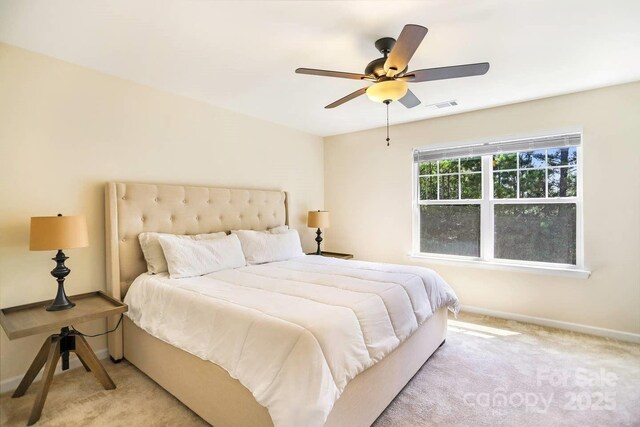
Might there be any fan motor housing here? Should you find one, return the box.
[366,37,408,78]
[365,58,387,78]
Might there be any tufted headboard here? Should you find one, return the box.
[105,182,289,300]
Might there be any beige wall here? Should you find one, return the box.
[0,44,324,383]
[324,82,640,336]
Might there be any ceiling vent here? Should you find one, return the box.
[427,100,458,109]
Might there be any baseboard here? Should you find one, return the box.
[0,348,109,394]
[461,305,640,344]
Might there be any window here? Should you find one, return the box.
[413,133,582,268]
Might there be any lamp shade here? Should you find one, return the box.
[366,80,408,103]
[30,215,89,251]
[307,211,330,228]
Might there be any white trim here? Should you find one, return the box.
[480,155,493,259]
[461,305,640,344]
[575,144,585,270]
[411,160,420,255]
[0,347,109,394]
[408,253,591,279]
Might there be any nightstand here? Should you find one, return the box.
[0,291,127,425]
[307,251,354,259]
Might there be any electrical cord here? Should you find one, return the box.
[71,314,124,337]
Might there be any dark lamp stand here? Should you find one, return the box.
[47,249,75,311]
[315,228,324,255]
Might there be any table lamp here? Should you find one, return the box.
[30,214,88,311]
[307,210,330,255]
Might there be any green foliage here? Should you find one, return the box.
[493,153,517,170]
[439,159,459,174]
[548,167,576,197]
[491,149,578,199]
[419,176,437,200]
[420,205,480,256]
[461,157,481,172]
[494,204,576,264]
[439,175,459,199]
[494,171,517,198]
[461,173,482,199]
[419,161,437,175]
[419,156,482,201]
[519,169,545,198]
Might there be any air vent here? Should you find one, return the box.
[426,100,458,109]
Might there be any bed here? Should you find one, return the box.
[105,182,458,427]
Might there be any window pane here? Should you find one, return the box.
[494,204,576,264]
[461,173,482,199]
[439,159,459,174]
[419,161,437,175]
[548,147,577,166]
[518,150,546,168]
[420,205,481,256]
[494,171,517,199]
[461,157,481,172]
[439,175,459,200]
[419,176,438,200]
[519,169,545,198]
[548,167,577,197]
[493,153,517,170]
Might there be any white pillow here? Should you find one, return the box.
[233,229,304,265]
[139,231,227,274]
[231,225,289,235]
[268,225,289,234]
[158,234,246,279]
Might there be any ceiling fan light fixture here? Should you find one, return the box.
[366,80,408,103]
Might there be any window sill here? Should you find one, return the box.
[408,253,591,279]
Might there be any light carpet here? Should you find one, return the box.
[1,312,638,426]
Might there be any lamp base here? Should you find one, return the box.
[46,250,75,311]
[46,282,76,311]
[46,301,75,312]
[315,228,323,255]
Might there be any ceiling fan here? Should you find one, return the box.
[295,24,490,110]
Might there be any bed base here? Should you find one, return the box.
[122,307,448,427]
[105,182,450,426]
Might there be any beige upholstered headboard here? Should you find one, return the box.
[105,182,288,359]
[105,181,289,298]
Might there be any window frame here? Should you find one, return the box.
[411,133,585,272]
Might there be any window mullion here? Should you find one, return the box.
[436,161,440,200]
[545,150,549,198]
[481,155,493,261]
[413,162,420,254]
[516,152,520,199]
[458,159,462,200]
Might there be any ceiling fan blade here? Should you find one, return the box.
[296,68,369,80]
[402,62,490,82]
[325,87,368,109]
[384,24,428,77]
[398,89,421,108]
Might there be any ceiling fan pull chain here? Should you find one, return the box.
[386,101,390,147]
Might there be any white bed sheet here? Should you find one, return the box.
[124,255,459,427]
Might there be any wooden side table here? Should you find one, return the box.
[0,291,127,425]
[307,251,354,259]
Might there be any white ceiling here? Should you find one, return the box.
[1,0,639,137]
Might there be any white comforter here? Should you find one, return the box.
[124,255,459,427]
